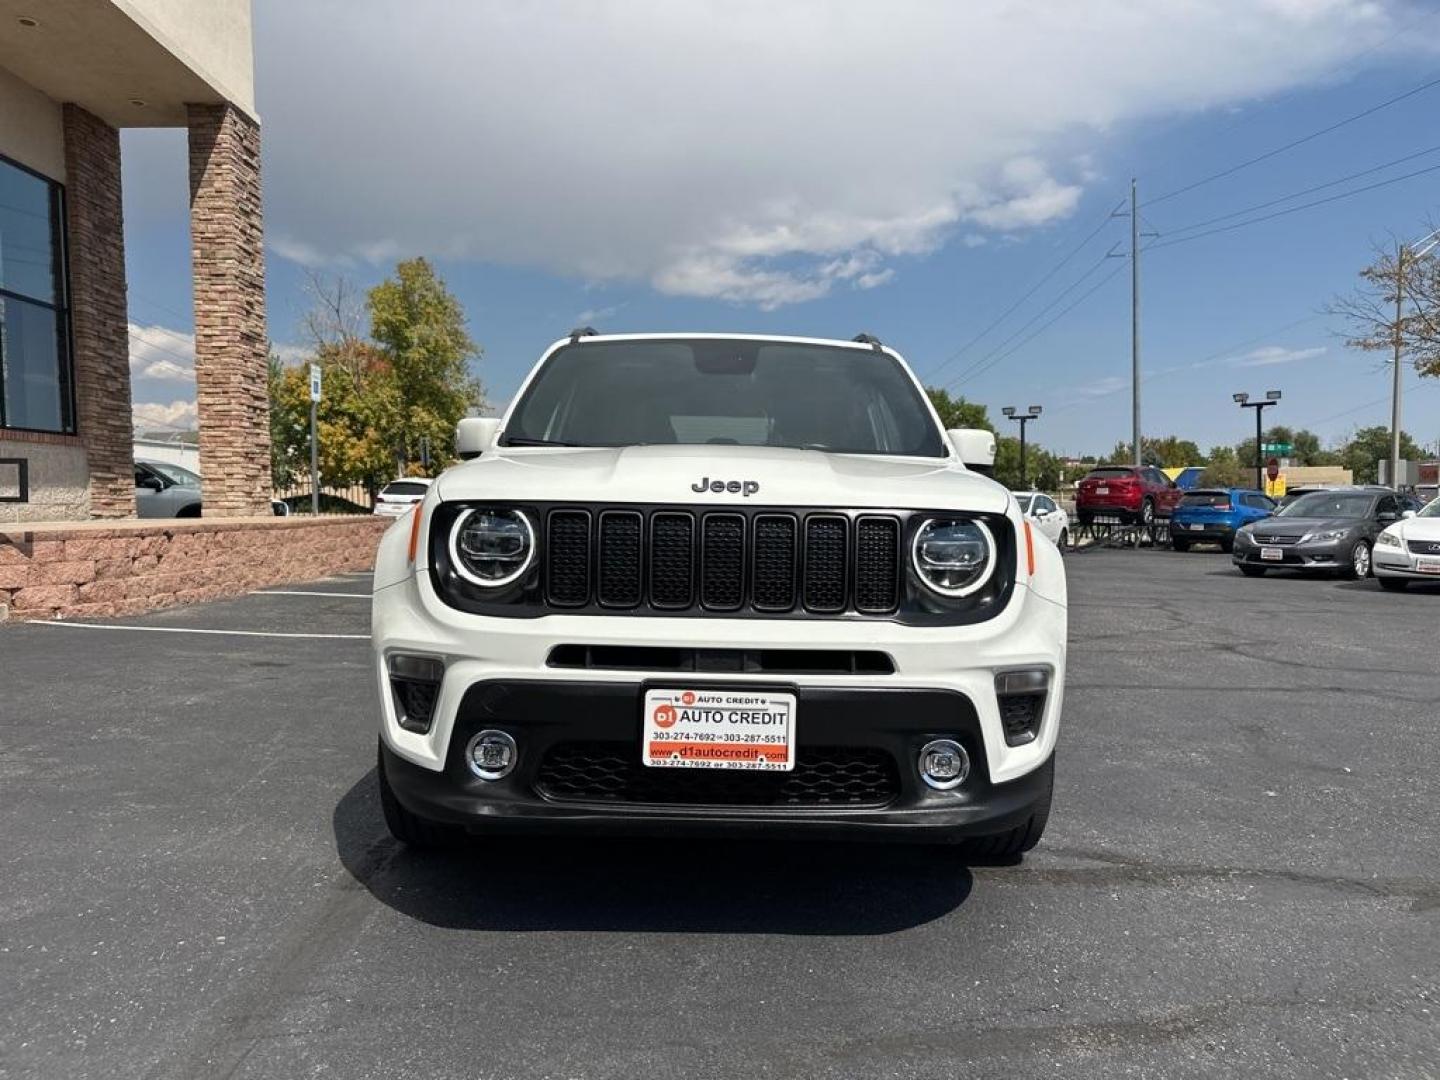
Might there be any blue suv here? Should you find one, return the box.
[1171,488,1275,552]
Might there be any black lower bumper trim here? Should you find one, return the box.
[381,680,1053,841]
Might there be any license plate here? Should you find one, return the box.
[642,689,795,771]
[1417,557,1440,575]
[1261,547,1284,561]
[1189,524,1205,531]
[1096,486,1110,495]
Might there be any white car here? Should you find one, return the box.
[1013,491,1070,550]
[371,332,1067,857]
[1374,498,1438,590]
[374,477,433,517]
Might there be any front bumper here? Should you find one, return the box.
[379,681,1054,841]
[1375,548,1440,579]
[1232,537,1345,570]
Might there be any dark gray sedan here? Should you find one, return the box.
[1232,488,1411,579]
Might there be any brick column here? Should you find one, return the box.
[187,103,271,517]
[62,104,136,518]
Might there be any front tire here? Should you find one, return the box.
[1239,564,1267,577]
[1058,529,1069,552]
[378,744,462,848]
[959,756,1053,861]
[1378,576,1409,591]
[1345,541,1372,580]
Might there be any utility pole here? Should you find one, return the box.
[1390,241,1405,491]
[1002,405,1043,488]
[1131,177,1141,469]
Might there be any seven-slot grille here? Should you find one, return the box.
[544,508,902,615]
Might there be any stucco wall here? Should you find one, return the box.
[0,65,64,180]
[0,439,91,524]
[114,0,256,118]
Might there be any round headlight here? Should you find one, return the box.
[912,518,996,597]
[449,508,535,587]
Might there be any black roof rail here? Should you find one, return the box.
[567,326,599,343]
[852,332,883,351]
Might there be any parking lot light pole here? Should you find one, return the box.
[1233,390,1281,493]
[1002,405,1043,488]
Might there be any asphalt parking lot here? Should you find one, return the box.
[2,552,1438,1079]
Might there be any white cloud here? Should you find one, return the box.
[574,303,625,325]
[272,341,312,366]
[128,323,195,381]
[213,0,1416,307]
[1073,375,1130,398]
[132,399,198,430]
[1226,345,1328,367]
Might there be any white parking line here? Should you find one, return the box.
[254,590,370,598]
[33,622,369,640]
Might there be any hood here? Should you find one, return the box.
[1395,515,1440,543]
[435,444,1008,513]
[1250,516,1360,537]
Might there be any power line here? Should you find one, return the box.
[1145,162,1440,252]
[1157,143,1440,239]
[1144,71,1440,208]
[942,254,1113,387]
[919,197,1125,383]
[946,261,1128,390]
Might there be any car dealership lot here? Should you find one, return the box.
[1,557,1437,1079]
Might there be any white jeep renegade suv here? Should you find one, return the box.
[371,332,1066,857]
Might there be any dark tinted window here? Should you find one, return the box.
[1180,490,1230,507]
[0,156,71,434]
[1083,467,1135,480]
[382,481,430,497]
[1276,492,1374,519]
[504,339,945,457]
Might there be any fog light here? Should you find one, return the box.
[918,739,970,791]
[466,730,517,781]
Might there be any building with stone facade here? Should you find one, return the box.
[0,0,268,523]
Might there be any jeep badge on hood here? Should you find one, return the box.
[691,477,760,496]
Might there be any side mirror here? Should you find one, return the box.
[456,417,502,460]
[138,475,164,491]
[947,428,996,474]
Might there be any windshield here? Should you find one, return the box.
[1083,468,1134,480]
[149,462,201,487]
[1276,491,1374,519]
[1419,498,1440,518]
[1181,491,1230,507]
[502,339,945,457]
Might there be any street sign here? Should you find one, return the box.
[1261,442,1291,455]
[309,363,322,403]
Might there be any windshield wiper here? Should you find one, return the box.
[502,437,585,447]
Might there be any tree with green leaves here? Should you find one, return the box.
[1199,444,1247,488]
[1339,425,1423,484]
[1102,436,1202,468]
[269,260,485,499]
[925,387,993,432]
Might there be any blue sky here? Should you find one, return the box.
[120,1,1440,459]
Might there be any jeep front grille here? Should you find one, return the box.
[543,507,903,615]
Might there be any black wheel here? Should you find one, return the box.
[1077,511,1093,526]
[1171,538,1190,552]
[1137,498,1155,527]
[1378,576,1409,591]
[1219,539,1234,554]
[378,743,462,848]
[958,756,1053,861]
[1345,541,1372,580]
[1239,564,1267,577]
[1057,529,1069,552]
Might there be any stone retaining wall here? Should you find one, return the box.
[0,516,389,622]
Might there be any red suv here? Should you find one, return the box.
[1076,466,1182,526]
